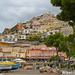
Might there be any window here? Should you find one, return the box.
[5,36,7,38]
[16,49,18,52]
[49,47,52,50]
[12,49,14,52]
[3,54,4,57]
[16,54,17,57]
[33,53,35,56]
[66,31,70,33]
[13,54,14,57]
[58,53,61,56]
[54,53,56,55]
[62,32,65,34]
[51,53,53,56]
[21,54,23,56]
[8,54,10,57]
[19,36,21,38]
[55,31,57,33]
[42,47,45,50]
[45,53,47,56]
[10,36,12,38]
[22,36,24,38]
[21,50,23,52]
[39,53,41,56]
[19,54,20,57]
[9,49,10,52]
[4,50,6,52]
[54,47,56,50]
[50,32,53,34]
[63,53,64,56]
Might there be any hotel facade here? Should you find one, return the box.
[25,45,67,62]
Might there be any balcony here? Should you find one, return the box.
[7,56,16,58]
[0,56,5,58]
[31,55,54,57]
[2,51,11,53]
[18,51,25,53]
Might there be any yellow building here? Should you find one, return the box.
[0,47,26,61]
[38,21,69,34]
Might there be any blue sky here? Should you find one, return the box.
[0,0,61,33]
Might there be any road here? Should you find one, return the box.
[0,69,75,75]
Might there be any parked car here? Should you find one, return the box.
[24,66,35,70]
[39,66,52,73]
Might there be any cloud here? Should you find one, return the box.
[0,0,61,33]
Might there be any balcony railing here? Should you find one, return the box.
[0,56,5,58]
[2,51,11,53]
[30,49,41,50]
[30,49,56,51]
[7,56,17,58]
[31,55,54,57]
[18,52,25,53]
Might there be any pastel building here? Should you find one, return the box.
[25,45,67,62]
[0,47,26,61]
[60,26,73,36]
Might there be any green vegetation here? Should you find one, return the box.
[29,35,41,41]
[51,0,75,32]
[48,55,57,62]
[45,33,66,51]
[45,33,75,57]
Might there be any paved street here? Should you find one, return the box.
[0,69,75,75]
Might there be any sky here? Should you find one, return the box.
[0,0,61,33]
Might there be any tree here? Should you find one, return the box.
[45,33,66,62]
[45,33,64,49]
[49,55,57,62]
[51,0,75,32]
[29,35,41,41]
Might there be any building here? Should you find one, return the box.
[2,28,10,34]
[2,34,29,42]
[2,34,18,42]
[0,41,31,61]
[25,45,67,62]
[18,35,26,40]
[60,26,73,36]
[47,29,59,36]
[22,29,33,34]
[0,46,26,61]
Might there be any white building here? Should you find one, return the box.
[47,29,59,36]
[2,34,27,42]
[18,35,26,40]
[22,29,33,34]
[2,34,18,42]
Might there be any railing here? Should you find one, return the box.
[30,49,56,51]
[7,56,17,58]
[18,52,25,53]
[31,55,54,57]
[0,56,5,58]
[2,51,11,53]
